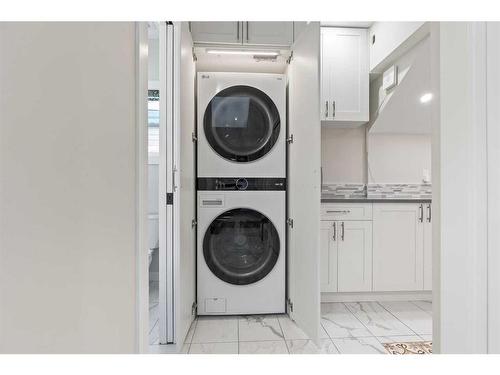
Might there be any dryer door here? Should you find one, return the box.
[203,85,280,162]
[203,208,280,285]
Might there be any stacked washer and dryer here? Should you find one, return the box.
[197,72,286,315]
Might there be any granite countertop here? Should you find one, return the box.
[321,184,432,203]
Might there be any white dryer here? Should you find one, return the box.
[197,72,286,178]
[197,177,286,315]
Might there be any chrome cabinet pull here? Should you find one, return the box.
[341,222,345,241]
[246,22,249,42]
[326,210,351,214]
[237,21,240,41]
[332,100,336,118]
[333,222,336,241]
[419,204,423,223]
[325,101,328,118]
[427,204,432,223]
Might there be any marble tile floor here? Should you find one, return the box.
[148,280,432,354]
[173,300,432,354]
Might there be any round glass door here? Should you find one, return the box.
[203,208,280,285]
[203,85,280,163]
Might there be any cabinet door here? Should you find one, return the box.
[244,22,293,46]
[337,221,373,292]
[321,27,369,124]
[189,22,242,44]
[294,22,308,43]
[320,28,333,121]
[320,221,338,292]
[373,203,424,291]
[423,204,432,290]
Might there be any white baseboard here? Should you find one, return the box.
[321,290,432,303]
[149,271,159,282]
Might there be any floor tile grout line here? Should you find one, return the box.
[341,301,381,339]
[275,316,290,353]
[410,300,433,316]
[376,301,422,337]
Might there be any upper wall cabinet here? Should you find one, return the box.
[190,22,294,47]
[190,22,242,44]
[321,27,369,126]
[245,22,293,46]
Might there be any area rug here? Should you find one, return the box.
[383,341,432,355]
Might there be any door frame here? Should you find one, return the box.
[135,22,150,354]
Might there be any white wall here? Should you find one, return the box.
[321,127,366,184]
[367,134,431,184]
[0,23,139,353]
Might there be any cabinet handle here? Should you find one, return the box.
[237,21,240,41]
[419,204,423,223]
[427,204,431,223]
[326,210,351,214]
[332,100,336,118]
[341,222,345,241]
[325,101,328,118]
[333,222,336,241]
[246,22,249,42]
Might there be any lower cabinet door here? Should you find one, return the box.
[423,204,432,290]
[373,203,424,291]
[337,221,373,292]
[320,221,338,292]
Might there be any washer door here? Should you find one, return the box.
[203,85,280,162]
[203,208,280,285]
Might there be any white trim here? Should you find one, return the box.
[487,22,500,354]
[435,22,488,354]
[135,22,149,354]
[321,291,432,303]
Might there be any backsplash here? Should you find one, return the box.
[367,183,432,199]
[322,183,432,200]
[321,183,367,198]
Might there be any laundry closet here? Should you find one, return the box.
[148,21,434,354]
[148,21,321,350]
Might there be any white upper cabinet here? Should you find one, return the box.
[190,22,242,44]
[244,22,293,46]
[321,27,369,126]
[190,22,294,46]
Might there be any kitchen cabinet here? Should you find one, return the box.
[423,203,432,290]
[320,221,338,292]
[190,22,242,44]
[320,27,369,125]
[190,22,294,46]
[244,22,293,46]
[337,220,373,292]
[320,218,372,293]
[372,203,424,291]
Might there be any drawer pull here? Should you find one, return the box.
[326,210,351,214]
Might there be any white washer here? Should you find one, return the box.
[197,178,286,315]
[197,72,286,178]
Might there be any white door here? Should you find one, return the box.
[158,22,175,343]
[337,221,372,292]
[373,203,424,291]
[287,22,321,343]
[189,22,241,44]
[244,22,293,46]
[320,221,338,292]
[173,22,197,347]
[423,203,432,290]
[322,27,369,123]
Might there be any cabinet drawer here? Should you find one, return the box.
[321,203,372,221]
